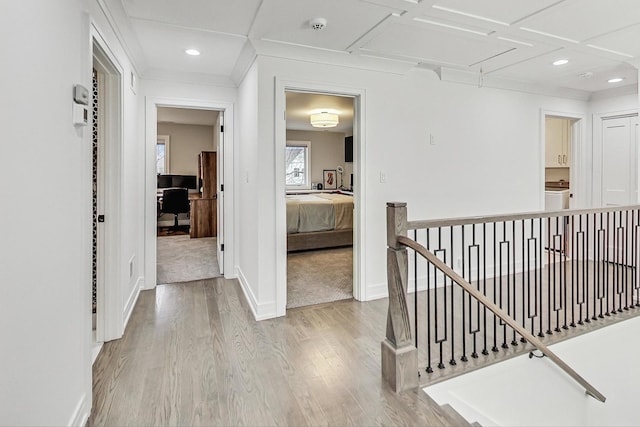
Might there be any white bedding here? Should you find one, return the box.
[286,193,353,233]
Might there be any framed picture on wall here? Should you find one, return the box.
[323,169,337,190]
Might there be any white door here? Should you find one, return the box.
[601,115,638,264]
[602,116,638,206]
[216,112,224,274]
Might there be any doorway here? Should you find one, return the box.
[91,34,124,358]
[542,110,585,210]
[284,92,355,309]
[145,98,234,289]
[274,79,366,316]
[155,107,222,284]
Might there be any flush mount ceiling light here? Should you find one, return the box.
[608,77,624,83]
[185,49,200,56]
[310,112,339,128]
[553,59,569,66]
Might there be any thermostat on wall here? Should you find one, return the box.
[73,84,89,105]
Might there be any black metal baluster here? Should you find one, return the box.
[521,219,526,342]
[413,230,418,350]
[528,218,537,337]
[511,220,518,346]
[449,226,456,366]
[539,217,545,336]
[501,221,508,349]
[571,215,576,328]
[493,222,499,351]
[482,222,489,356]
[461,225,467,362]
[436,227,446,369]
[625,210,630,310]
[426,229,433,373]
[604,212,609,318]
[547,217,553,335]
[580,214,586,324]
[556,216,569,332]
[471,223,480,358]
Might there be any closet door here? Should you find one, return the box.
[602,116,637,206]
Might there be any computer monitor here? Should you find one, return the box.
[157,174,172,188]
[157,174,198,190]
[173,175,197,190]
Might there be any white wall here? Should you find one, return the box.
[286,130,347,187]
[234,55,589,318]
[236,61,265,316]
[157,122,215,175]
[2,0,89,424]
[0,0,148,423]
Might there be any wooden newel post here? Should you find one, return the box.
[381,202,418,392]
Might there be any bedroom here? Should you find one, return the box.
[285,91,356,309]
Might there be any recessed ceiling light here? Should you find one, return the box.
[608,77,624,83]
[553,59,569,66]
[185,49,200,56]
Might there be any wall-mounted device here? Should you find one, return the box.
[73,104,89,126]
[73,84,89,127]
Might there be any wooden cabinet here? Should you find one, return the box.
[545,117,571,167]
[191,151,217,238]
[190,197,217,238]
[199,151,217,199]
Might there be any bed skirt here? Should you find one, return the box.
[287,229,353,252]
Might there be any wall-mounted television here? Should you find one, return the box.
[345,136,353,163]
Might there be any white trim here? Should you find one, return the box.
[68,393,89,427]
[145,97,236,290]
[593,109,639,206]
[274,78,367,317]
[156,134,170,174]
[367,282,389,301]
[123,277,143,328]
[91,23,124,343]
[540,109,587,209]
[237,268,277,320]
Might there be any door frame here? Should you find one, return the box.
[593,109,639,206]
[274,78,367,316]
[144,97,235,288]
[540,109,586,208]
[91,24,124,343]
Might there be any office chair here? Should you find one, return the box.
[161,188,190,233]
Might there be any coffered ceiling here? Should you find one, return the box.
[114,0,640,95]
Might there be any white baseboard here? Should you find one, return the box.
[123,277,142,329]
[236,268,277,321]
[367,282,388,301]
[68,392,89,427]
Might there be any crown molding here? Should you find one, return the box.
[435,67,592,101]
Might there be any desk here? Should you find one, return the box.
[157,189,215,238]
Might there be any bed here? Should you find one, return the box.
[286,193,353,251]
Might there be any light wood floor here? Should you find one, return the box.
[88,278,460,426]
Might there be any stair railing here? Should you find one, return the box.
[379,202,640,403]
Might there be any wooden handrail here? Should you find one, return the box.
[397,235,607,403]
[407,204,640,230]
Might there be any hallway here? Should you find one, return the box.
[88,278,456,426]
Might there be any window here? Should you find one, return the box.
[157,135,170,174]
[285,141,310,189]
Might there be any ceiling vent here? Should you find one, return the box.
[310,17,327,31]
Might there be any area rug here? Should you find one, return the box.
[156,235,221,284]
[287,246,353,309]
